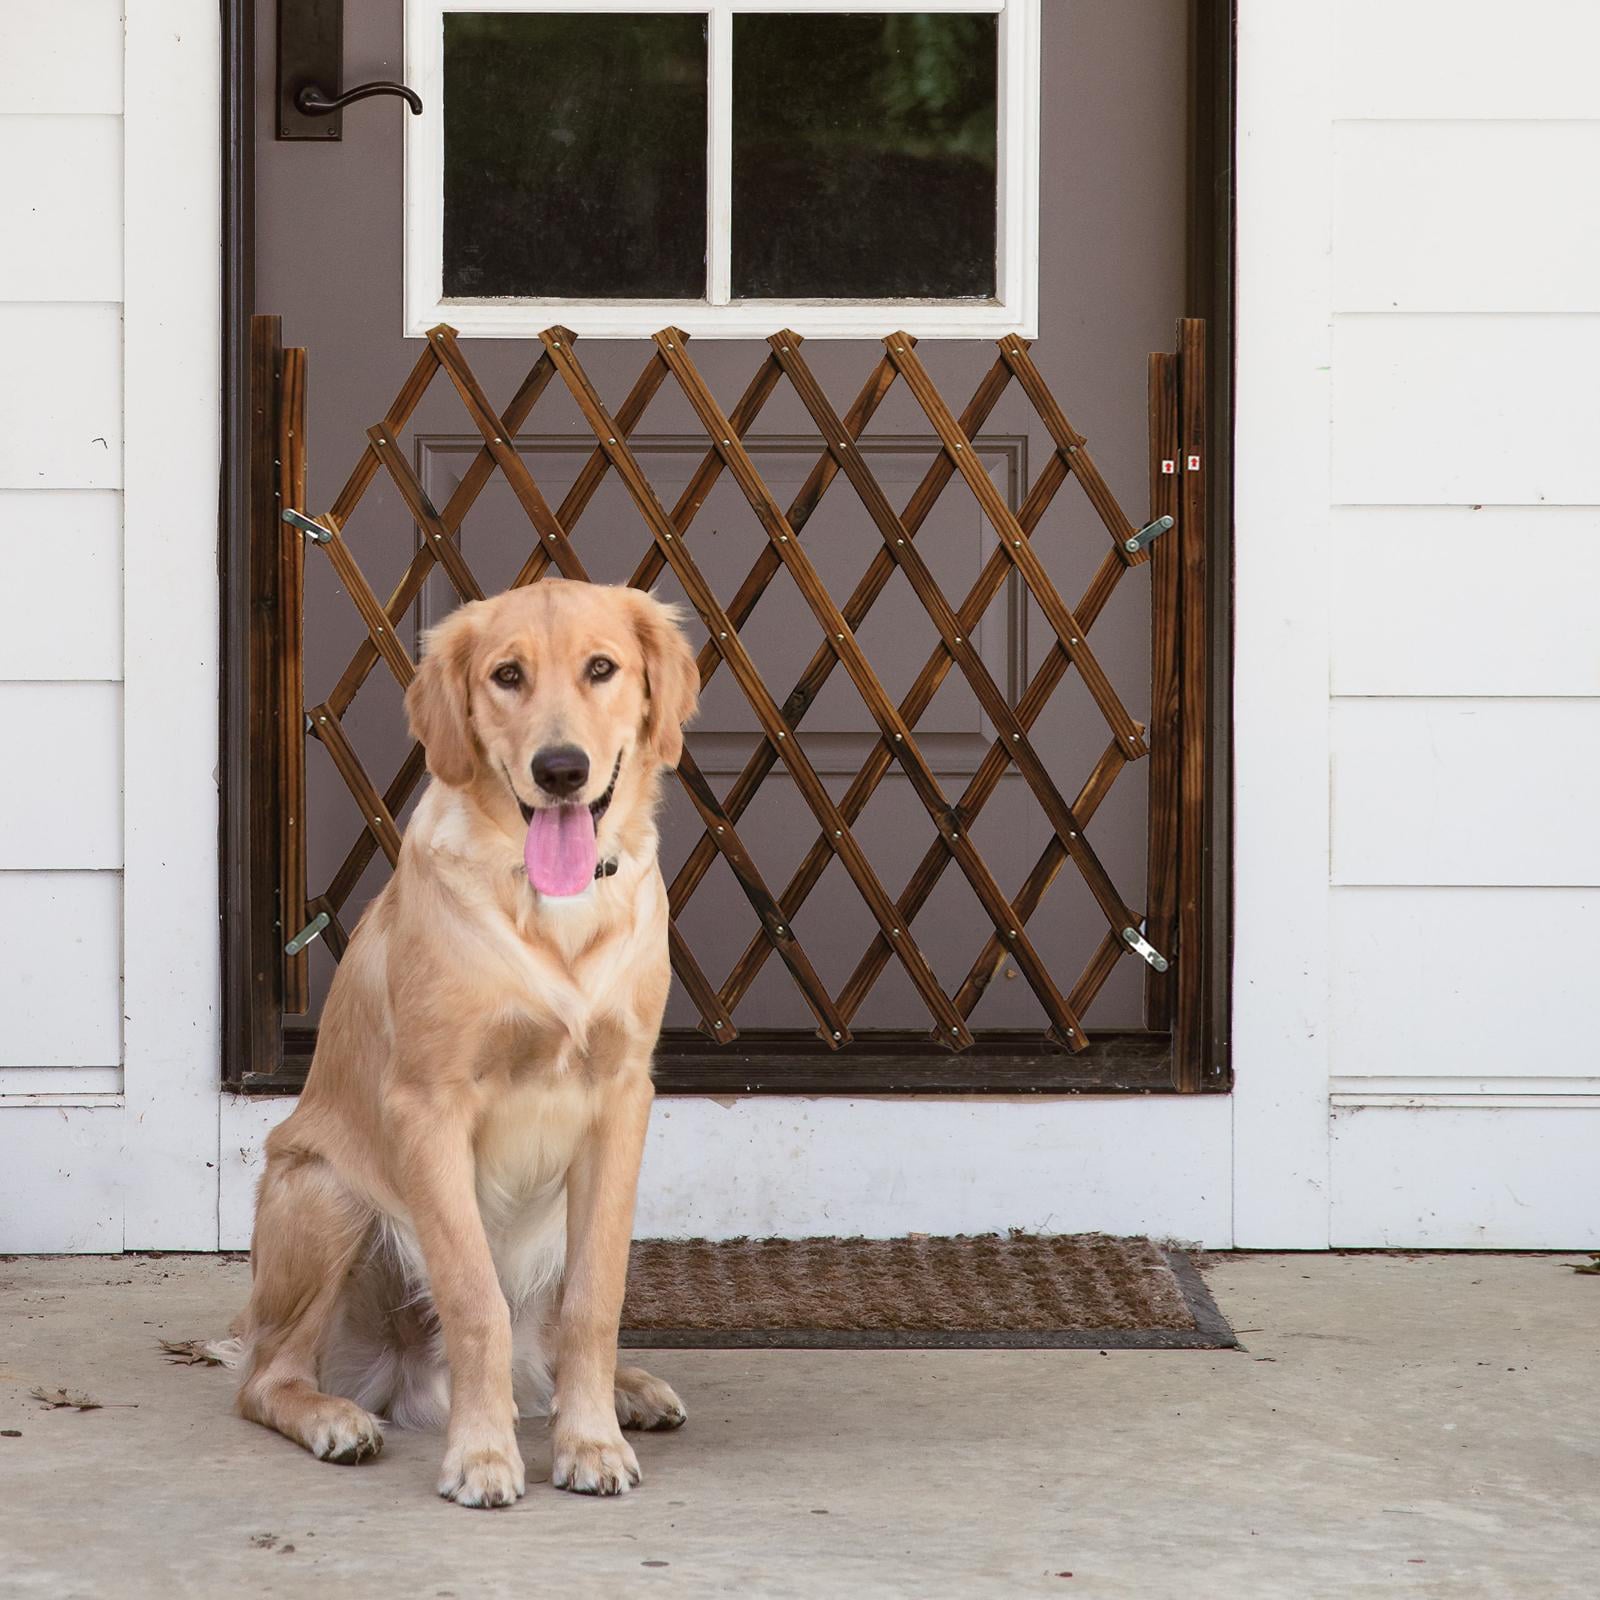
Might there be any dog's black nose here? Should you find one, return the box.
[531,744,590,798]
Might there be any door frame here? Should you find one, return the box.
[218,0,1236,1096]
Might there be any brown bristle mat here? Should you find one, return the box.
[620,1234,1236,1350]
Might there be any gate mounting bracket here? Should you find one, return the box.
[284,910,330,956]
[1122,925,1171,973]
[1124,514,1174,555]
[282,507,333,545]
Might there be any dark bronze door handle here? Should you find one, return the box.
[295,81,423,117]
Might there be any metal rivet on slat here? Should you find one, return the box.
[1012,733,1020,740]
[894,733,902,741]
[715,826,724,833]
[776,731,785,739]
[775,925,786,936]
[833,1031,841,1040]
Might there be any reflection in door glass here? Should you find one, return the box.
[732,12,998,300]
[443,13,707,299]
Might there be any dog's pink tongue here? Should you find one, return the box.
[524,804,597,897]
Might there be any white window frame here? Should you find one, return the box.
[404,0,1040,338]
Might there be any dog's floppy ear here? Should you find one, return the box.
[405,603,482,787]
[631,591,699,769]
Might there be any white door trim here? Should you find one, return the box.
[1229,0,1334,1247]
[120,0,224,1246]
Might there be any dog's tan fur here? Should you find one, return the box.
[229,580,698,1508]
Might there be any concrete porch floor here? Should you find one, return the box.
[0,1252,1595,1599]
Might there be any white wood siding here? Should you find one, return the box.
[0,5,127,1108]
[1317,0,1600,1240]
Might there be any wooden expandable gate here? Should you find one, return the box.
[239,316,1215,1094]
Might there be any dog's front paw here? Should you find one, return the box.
[552,1429,641,1496]
[305,1399,384,1465]
[438,1433,526,1509]
[615,1366,687,1431]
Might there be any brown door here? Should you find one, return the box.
[230,0,1219,1092]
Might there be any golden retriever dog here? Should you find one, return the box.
[224,580,698,1508]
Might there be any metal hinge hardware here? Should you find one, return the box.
[1122,925,1171,973]
[284,911,330,956]
[1125,514,1174,555]
[281,507,333,545]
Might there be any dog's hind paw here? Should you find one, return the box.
[614,1367,686,1432]
[306,1400,384,1465]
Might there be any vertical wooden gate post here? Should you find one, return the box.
[1175,317,1210,1088]
[243,314,286,1074]
[277,344,309,1013]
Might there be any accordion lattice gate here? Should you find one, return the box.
[251,316,1211,1091]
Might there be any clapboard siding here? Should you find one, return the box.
[1334,122,1600,314]
[1334,0,1600,121]
[0,492,123,681]
[0,115,123,302]
[0,304,122,490]
[1331,508,1600,697]
[0,8,128,1111]
[1331,1105,1600,1250]
[0,683,124,869]
[1332,317,1600,507]
[0,2,125,115]
[1331,887,1600,1081]
[1331,698,1600,887]
[0,871,122,1067]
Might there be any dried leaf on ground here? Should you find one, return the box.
[159,1338,225,1366]
[30,1387,102,1411]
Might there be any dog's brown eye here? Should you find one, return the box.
[492,663,522,688]
[588,656,616,683]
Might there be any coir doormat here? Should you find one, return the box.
[619,1234,1236,1350]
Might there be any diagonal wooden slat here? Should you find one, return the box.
[996,335,1143,561]
[950,734,1132,1023]
[309,511,418,688]
[665,344,909,919]
[885,335,1147,761]
[718,441,1079,1020]
[514,343,672,589]
[835,546,1128,1023]
[330,341,562,716]
[324,742,427,914]
[309,702,402,865]
[366,426,486,602]
[410,332,842,1042]
[652,330,1083,1047]
[428,328,590,581]
[328,340,441,526]
[541,327,973,1048]
[772,333,1140,941]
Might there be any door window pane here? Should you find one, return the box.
[731,12,999,300]
[442,13,708,299]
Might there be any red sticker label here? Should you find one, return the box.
[1186,453,1201,471]
[1161,459,1176,475]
